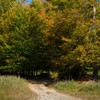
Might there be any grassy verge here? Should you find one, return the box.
[52,80,100,100]
[0,76,37,100]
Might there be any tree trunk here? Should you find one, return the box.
[93,66,98,81]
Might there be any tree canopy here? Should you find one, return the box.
[0,0,100,80]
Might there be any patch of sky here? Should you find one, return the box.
[24,0,46,5]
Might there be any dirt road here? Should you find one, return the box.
[29,83,81,100]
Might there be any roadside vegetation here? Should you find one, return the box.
[52,80,100,100]
[0,76,37,100]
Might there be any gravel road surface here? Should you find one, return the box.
[29,83,81,100]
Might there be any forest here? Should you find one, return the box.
[0,0,100,81]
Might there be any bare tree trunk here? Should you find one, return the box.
[93,66,98,81]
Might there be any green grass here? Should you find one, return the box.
[52,80,100,100]
[0,76,37,100]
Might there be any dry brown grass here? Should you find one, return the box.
[0,76,38,100]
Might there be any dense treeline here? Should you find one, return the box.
[0,0,100,80]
